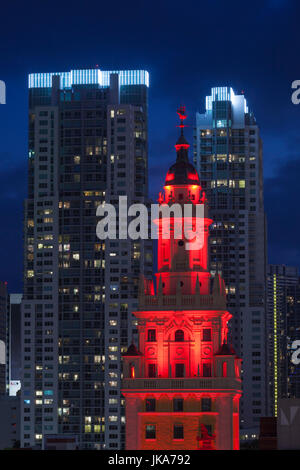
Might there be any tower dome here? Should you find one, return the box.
[165,106,200,186]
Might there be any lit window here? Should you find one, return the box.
[145,424,156,439]
[109,416,118,422]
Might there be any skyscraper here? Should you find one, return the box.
[194,87,267,437]
[21,68,152,449]
[122,108,242,450]
[267,264,300,416]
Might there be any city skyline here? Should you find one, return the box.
[1,0,300,292]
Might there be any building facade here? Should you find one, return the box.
[21,69,152,449]
[122,110,242,450]
[0,394,20,449]
[193,87,267,436]
[277,398,300,449]
[6,293,22,395]
[267,265,300,416]
[0,281,8,396]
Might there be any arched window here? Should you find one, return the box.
[175,329,184,342]
[130,364,135,379]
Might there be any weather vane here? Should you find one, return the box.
[176,105,188,130]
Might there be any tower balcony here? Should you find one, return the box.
[122,376,241,393]
[138,292,226,311]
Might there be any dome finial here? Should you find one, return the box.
[175,105,190,161]
[177,105,187,136]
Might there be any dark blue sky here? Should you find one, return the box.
[1,0,300,292]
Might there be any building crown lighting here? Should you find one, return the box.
[205,86,248,114]
[28,69,149,89]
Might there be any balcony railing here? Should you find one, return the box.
[139,293,225,310]
[122,377,241,391]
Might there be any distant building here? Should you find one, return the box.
[267,265,300,416]
[277,398,300,449]
[285,281,300,398]
[0,394,20,449]
[258,417,277,450]
[0,281,8,395]
[194,87,267,435]
[6,294,22,395]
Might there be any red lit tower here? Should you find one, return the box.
[121,108,242,450]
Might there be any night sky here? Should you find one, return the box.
[1,0,300,292]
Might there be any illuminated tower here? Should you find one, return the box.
[122,108,242,450]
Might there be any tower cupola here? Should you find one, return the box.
[165,106,200,186]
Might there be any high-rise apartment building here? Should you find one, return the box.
[0,281,8,395]
[194,87,267,437]
[6,293,22,395]
[267,264,300,416]
[21,69,152,449]
[0,394,20,449]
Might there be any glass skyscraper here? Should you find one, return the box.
[21,68,152,449]
[194,87,267,438]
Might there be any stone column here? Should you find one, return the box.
[215,394,233,450]
[125,396,140,449]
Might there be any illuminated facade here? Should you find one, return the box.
[122,109,242,450]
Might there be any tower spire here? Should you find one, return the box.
[175,105,190,162]
[177,105,187,135]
